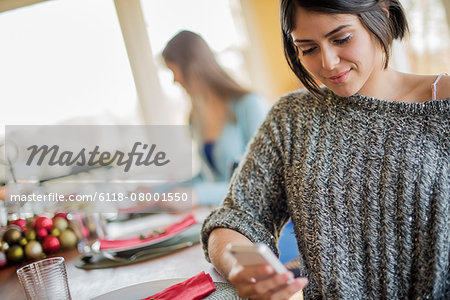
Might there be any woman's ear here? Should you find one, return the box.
[379,0,390,17]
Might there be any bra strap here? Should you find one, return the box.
[432,73,448,100]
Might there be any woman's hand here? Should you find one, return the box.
[207,228,307,299]
[228,260,308,299]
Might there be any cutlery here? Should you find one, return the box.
[102,241,194,262]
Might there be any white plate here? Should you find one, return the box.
[91,278,243,300]
[91,278,186,300]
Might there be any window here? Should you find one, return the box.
[399,0,450,74]
[0,0,139,136]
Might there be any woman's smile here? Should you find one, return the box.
[326,69,351,85]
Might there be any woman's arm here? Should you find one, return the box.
[202,96,292,257]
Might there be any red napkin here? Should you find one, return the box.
[99,214,196,250]
[141,272,216,300]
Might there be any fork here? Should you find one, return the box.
[102,241,194,262]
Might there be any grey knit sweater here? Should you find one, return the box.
[201,88,449,299]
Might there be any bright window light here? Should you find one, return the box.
[0,0,138,136]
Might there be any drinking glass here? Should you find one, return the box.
[16,257,72,300]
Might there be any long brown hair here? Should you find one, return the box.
[162,30,249,100]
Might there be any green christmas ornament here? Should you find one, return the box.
[50,228,60,237]
[25,229,36,241]
[6,245,24,262]
[18,237,28,247]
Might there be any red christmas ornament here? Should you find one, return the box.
[42,236,60,253]
[36,227,48,240]
[53,213,68,220]
[11,219,26,229]
[34,217,53,231]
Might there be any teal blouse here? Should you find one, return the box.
[193,93,269,205]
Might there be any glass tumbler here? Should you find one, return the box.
[16,257,72,300]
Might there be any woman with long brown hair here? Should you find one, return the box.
[162,30,268,207]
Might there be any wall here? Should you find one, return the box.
[240,0,301,103]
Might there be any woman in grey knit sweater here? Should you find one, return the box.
[201,0,449,299]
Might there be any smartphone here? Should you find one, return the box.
[227,243,288,274]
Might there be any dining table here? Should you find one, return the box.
[0,208,227,300]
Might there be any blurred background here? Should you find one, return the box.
[0,0,449,184]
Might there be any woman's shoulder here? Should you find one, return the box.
[233,92,270,117]
[404,73,450,101]
[235,89,323,112]
[278,88,315,101]
[274,88,326,111]
[254,88,328,126]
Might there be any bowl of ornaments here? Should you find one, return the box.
[0,213,79,268]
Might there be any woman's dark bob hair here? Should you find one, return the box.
[280,0,409,97]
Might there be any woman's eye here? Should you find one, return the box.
[301,47,316,55]
[334,35,352,45]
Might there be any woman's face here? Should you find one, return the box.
[165,61,187,90]
[291,7,384,97]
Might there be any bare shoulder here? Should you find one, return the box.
[435,74,450,100]
[404,73,450,101]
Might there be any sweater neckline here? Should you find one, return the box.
[326,88,450,115]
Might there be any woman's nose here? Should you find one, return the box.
[321,47,340,71]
